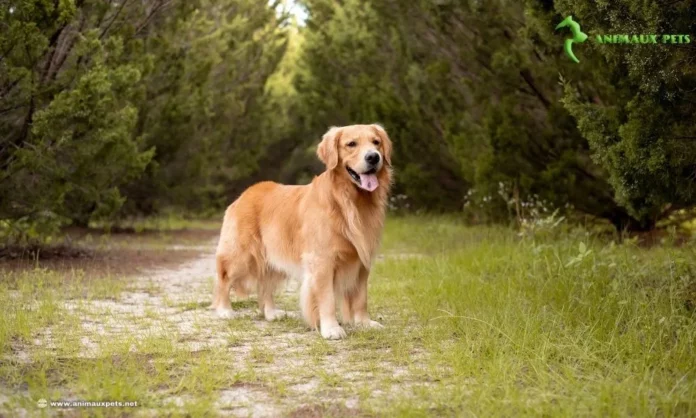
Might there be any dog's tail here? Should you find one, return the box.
[300,277,319,329]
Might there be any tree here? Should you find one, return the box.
[122,0,289,214]
[0,0,289,241]
[366,0,623,223]
[0,1,155,237]
[293,0,695,230]
[546,0,696,230]
[294,0,468,210]
[292,0,629,225]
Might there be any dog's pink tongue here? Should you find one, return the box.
[359,173,379,192]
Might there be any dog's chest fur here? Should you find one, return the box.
[333,187,386,268]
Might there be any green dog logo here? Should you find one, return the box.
[556,16,588,63]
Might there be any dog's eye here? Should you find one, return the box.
[347,141,357,147]
[372,140,380,146]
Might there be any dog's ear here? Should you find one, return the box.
[372,124,392,167]
[317,126,342,170]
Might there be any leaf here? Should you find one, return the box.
[579,242,586,254]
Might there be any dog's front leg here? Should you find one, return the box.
[313,265,346,340]
[352,266,383,328]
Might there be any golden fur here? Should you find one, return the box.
[212,124,393,339]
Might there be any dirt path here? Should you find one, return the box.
[58,238,288,415]
[19,236,428,417]
[65,240,224,358]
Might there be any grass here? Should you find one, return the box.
[0,215,695,416]
[89,213,222,233]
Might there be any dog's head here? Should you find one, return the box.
[316,124,392,192]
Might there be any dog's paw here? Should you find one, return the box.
[355,319,384,329]
[216,308,235,319]
[321,325,347,340]
[264,309,288,321]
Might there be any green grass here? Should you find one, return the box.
[90,213,221,233]
[373,216,696,416]
[1,216,695,416]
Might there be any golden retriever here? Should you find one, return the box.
[212,124,392,339]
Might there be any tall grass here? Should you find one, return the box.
[373,216,696,416]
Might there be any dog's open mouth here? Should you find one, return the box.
[346,166,379,192]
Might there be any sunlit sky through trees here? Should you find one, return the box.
[274,0,308,25]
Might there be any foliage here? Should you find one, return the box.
[2,0,695,242]
[292,0,696,229]
[550,0,696,230]
[0,0,288,242]
[294,0,468,210]
[124,0,288,214]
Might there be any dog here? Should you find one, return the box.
[212,124,393,339]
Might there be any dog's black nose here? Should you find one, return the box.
[365,152,381,166]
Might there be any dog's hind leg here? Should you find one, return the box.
[212,253,252,319]
[258,270,287,321]
[212,254,235,318]
[340,292,354,325]
[213,209,243,318]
